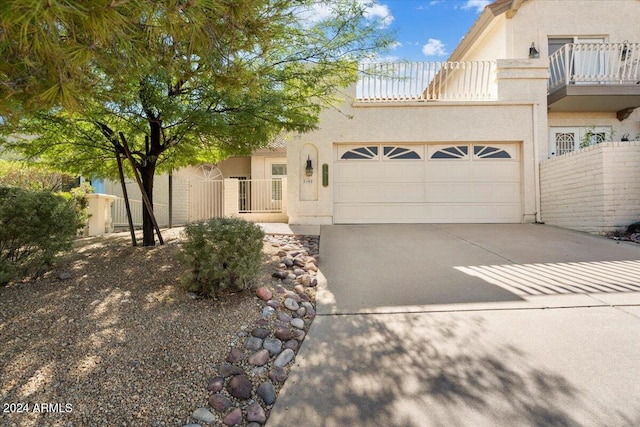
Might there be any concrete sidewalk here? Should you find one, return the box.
[268,224,640,427]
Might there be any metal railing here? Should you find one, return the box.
[356,61,497,102]
[549,42,640,92]
[238,179,284,213]
[112,199,169,228]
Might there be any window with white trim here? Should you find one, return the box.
[549,126,612,156]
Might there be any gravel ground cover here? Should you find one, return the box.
[0,228,308,427]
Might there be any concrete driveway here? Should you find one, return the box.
[268,224,640,427]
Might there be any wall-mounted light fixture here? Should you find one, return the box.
[305,155,313,177]
[529,42,539,59]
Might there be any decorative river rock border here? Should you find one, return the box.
[183,234,320,427]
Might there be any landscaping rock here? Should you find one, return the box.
[248,349,270,366]
[277,311,292,323]
[245,336,263,351]
[266,299,280,308]
[257,381,277,405]
[291,318,305,330]
[282,258,294,267]
[268,366,288,383]
[274,328,293,341]
[228,375,253,399]
[262,306,275,318]
[284,339,298,351]
[274,348,295,368]
[256,287,272,301]
[208,394,233,413]
[272,271,288,280]
[223,408,243,426]
[251,328,270,339]
[284,298,299,311]
[246,402,267,424]
[58,272,72,280]
[207,376,225,393]
[219,364,244,377]
[192,407,216,423]
[263,337,283,355]
[226,348,245,363]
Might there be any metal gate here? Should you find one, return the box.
[188,164,224,222]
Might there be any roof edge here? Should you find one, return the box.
[447,0,514,62]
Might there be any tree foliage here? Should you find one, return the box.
[1,0,394,245]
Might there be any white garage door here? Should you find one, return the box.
[333,143,522,223]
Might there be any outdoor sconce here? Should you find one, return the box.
[529,42,539,59]
[305,156,313,177]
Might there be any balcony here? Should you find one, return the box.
[548,42,640,118]
[356,61,497,102]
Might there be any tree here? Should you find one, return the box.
[1,0,393,245]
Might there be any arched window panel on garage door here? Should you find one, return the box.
[429,145,469,160]
[382,146,422,160]
[473,145,514,159]
[339,146,380,160]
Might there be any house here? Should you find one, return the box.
[97,138,287,232]
[96,0,640,236]
[285,0,640,234]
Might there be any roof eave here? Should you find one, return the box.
[447,0,514,62]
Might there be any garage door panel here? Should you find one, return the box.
[334,143,522,224]
[382,163,424,181]
[425,162,471,181]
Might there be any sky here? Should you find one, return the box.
[359,0,492,61]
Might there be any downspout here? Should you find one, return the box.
[532,103,542,223]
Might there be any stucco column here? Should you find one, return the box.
[223,178,239,217]
[86,194,118,236]
[496,59,550,223]
[280,178,288,217]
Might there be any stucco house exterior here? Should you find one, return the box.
[96,0,640,236]
[286,0,640,234]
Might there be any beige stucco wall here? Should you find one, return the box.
[103,173,170,205]
[287,60,549,225]
[548,110,640,154]
[540,141,640,234]
[457,0,640,63]
[458,14,508,62]
[511,0,640,59]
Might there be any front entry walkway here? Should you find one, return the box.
[268,224,640,427]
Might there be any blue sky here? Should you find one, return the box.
[363,0,491,61]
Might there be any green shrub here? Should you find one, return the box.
[59,182,93,232]
[182,217,265,298]
[0,186,81,285]
[0,160,77,191]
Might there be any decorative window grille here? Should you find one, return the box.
[431,146,469,159]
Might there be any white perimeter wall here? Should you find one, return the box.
[540,141,640,234]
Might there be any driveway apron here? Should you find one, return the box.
[267,224,640,427]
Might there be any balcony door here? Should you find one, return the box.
[549,37,606,85]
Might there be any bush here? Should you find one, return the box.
[0,186,81,285]
[182,217,265,298]
[59,182,93,233]
[0,159,77,191]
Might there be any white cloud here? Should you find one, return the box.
[460,0,491,13]
[300,1,393,28]
[362,1,394,28]
[421,38,447,57]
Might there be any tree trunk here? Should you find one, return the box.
[140,161,156,246]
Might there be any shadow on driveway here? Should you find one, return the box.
[269,311,639,427]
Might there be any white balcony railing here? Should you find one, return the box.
[356,61,497,102]
[549,42,640,92]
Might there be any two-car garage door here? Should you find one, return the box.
[333,143,522,223]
